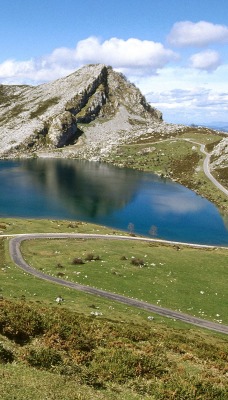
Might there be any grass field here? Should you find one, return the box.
[20,237,228,325]
[0,218,228,399]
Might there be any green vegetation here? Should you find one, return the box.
[213,167,228,190]
[0,217,115,235]
[29,97,60,119]
[105,127,228,212]
[77,84,106,122]
[0,217,227,398]
[0,299,227,399]
[20,238,228,325]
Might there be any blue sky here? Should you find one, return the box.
[0,0,228,125]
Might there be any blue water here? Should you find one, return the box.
[0,159,227,246]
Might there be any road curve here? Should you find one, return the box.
[184,139,228,196]
[8,233,228,335]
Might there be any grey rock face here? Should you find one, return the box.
[0,64,166,159]
[48,111,77,147]
[210,138,228,169]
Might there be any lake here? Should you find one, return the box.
[0,158,228,246]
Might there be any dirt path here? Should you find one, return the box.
[8,233,228,335]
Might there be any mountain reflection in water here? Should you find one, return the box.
[22,159,141,217]
[0,158,227,246]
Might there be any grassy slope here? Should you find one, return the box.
[0,299,228,400]
[0,218,227,399]
[20,238,228,325]
[104,127,228,213]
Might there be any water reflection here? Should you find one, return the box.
[0,159,227,245]
[148,184,205,214]
[22,159,142,217]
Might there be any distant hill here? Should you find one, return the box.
[194,123,228,133]
[209,125,228,133]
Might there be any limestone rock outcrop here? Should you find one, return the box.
[0,64,165,158]
[48,111,77,147]
[210,137,228,169]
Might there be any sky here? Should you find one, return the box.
[0,0,228,125]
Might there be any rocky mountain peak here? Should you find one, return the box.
[0,64,164,159]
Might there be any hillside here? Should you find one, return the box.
[0,298,227,400]
[0,64,164,158]
[0,64,227,210]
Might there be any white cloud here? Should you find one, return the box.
[0,36,177,84]
[190,50,221,71]
[74,37,178,74]
[0,59,35,78]
[147,87,228,108]
[167,21,228,47]
[135,64,228,124]
[145,84,228,124]
[0,31,227,125]
[0,58,74,85]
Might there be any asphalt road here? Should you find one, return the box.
[184,139,228,196]
[8,233,228,335]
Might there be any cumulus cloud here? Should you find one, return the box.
[167,21,228,47]
[74,37,178,74]
[0,36,177,84]
[190,50,221,71]
[0,57,74,85]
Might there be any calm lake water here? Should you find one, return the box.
[0,159,228,246]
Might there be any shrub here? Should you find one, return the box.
[84,347,168,386]
[26,347,62,370]
[72,257,85,265]
[0,300,46,343]
[0,343,14,363]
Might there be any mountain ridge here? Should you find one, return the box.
[0,64,184,160]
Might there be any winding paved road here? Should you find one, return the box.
[8,233,228,335]
[184,139,228,196]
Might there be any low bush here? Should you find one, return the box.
[0,342,14,363]
[0,299,227,398]
[83,347,168,386]
[0,300,46,344]
[26,347,62,370]
[72,257,85,265]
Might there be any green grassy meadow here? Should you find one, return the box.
[0,218,228,399]
[19,238,228,325]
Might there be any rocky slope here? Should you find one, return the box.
[211,137,228,169]
[0,64,227,189]
[0,64,184,160]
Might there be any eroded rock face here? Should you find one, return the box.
[48,111,77,147]
[211,138,228,169]
[0,64,166,159]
